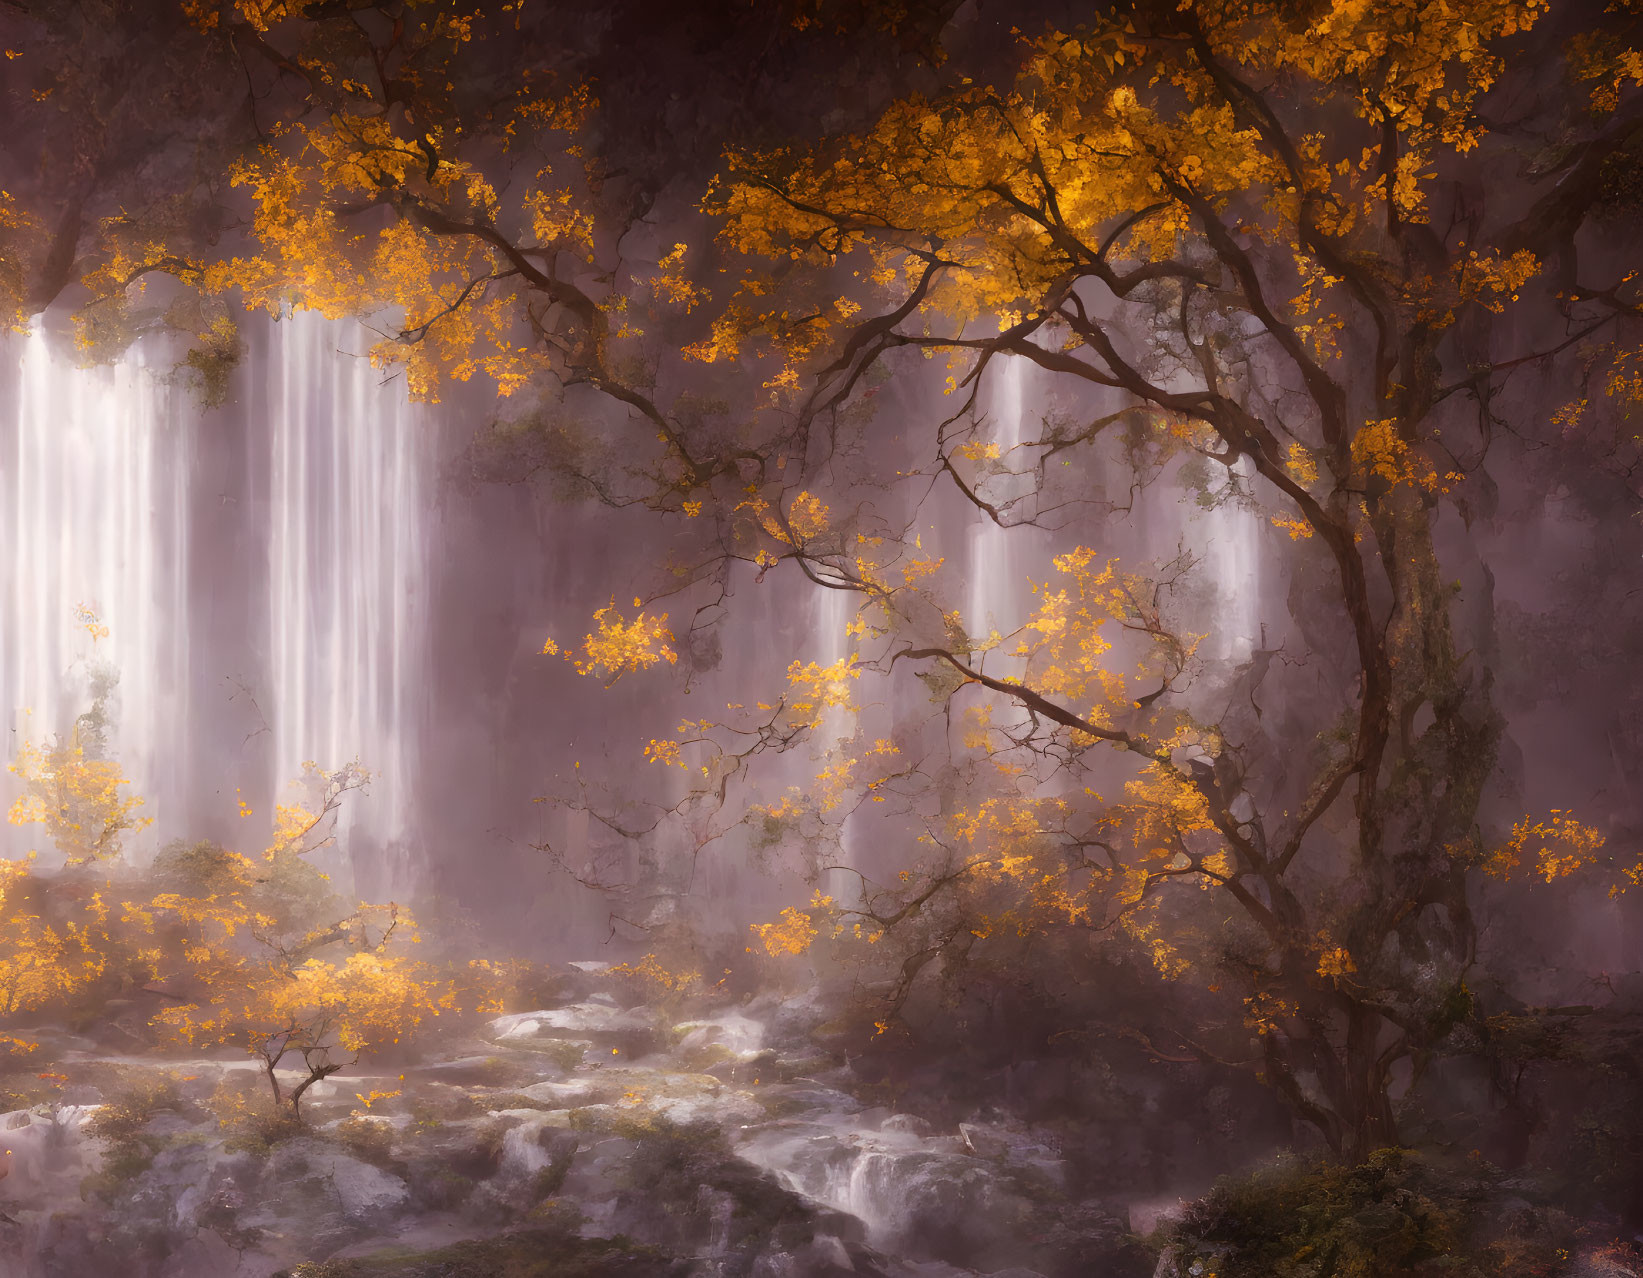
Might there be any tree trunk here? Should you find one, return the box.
[289,1060,342,1119]
[262,1049,286,1109]
[1269,1003,1403,1164]
[1340,1008,1400,1164]
[1341,1090,1400,1165]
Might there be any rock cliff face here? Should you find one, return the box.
[0,966,1147,1278]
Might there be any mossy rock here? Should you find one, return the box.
[421,1056,543,1088]
[479,1091,556,1113]
[410,1167,479,1212]
[535,1039,593,1072]
[612,1117,861,1256]
[407,1088,488,1126]
[331,1116,403,1173]
[79,1068,203,1201]
[275,1228,688,1277]
[1160,1149,1578,1278]
[675,1041,737,1074]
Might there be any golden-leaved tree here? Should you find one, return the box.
[2,701,452,1116]
[671,0,1643,1161]
[539,0,1643,1161]
[7,734,151,865]
[7,640,152,866]
[9,0,1643,1163]
[128,767,452,1116]
[0,854,115,1059]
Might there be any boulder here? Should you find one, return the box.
[674,1012,769,1057]
[516,1077,614,1107]
[489,1003,664,1057]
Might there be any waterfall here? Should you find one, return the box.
[1,322,192,839]
[812,580,854,676]
[962,350,1265,665]
[0,314,434,892]
[966,355,1028,644]
[1197,454,1264,662]
[264,311,432,890]
[809,578,859,893]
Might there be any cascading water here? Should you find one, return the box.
[962,350,1267,666]
[808,579,859,895]
[0,313,434,893]
[810,580,855,701]
[1196,454,1264,662]
[967,355,1029,644]
[1,322,192,838]
[263,311,432,892]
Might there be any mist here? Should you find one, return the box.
[2,3,1642,1277]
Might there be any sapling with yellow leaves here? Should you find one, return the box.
[0,854,116,1041]
[8,731,151,866]
[129,799,452,1118]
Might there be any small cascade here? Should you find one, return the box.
[498,1113,561,1179]
[734,1076,1060,1259]
[737,1088,925,1248]
[835,1148,906,1240]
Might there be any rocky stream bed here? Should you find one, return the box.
[0,964,1152,1278]
[5,962,1641,1278]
